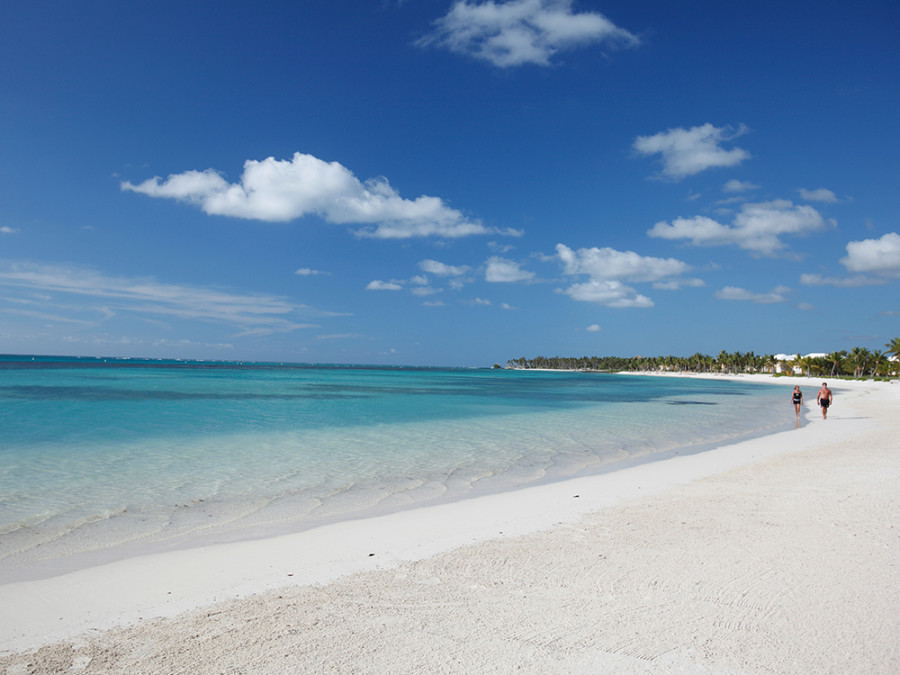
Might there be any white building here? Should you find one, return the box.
[773,353,828,375]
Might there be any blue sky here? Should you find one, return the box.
[1,0,898,366]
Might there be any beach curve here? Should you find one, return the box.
[1,374,898,673]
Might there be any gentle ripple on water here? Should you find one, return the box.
[0,359,796,580]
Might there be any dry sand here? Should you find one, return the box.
[1,375,898,673]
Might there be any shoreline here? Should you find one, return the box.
[0,370,793,588]
[2,374,897,671]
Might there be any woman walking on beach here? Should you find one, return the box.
[791,385,803,417]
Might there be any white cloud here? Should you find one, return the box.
[487,240,516,253]
[715,285,790,304]
[295,267,329,276]
[556,243,690,281]
[585,323,602,332]
[800,273,883,288]
[633,123,750,180]
[723,179,759,193]
[554,244,692,308]
[648,200,831,256]
[840,232,900,278]
[411,285,441,297]
[123,152,505,240]
[419,259,471,276]
[652,277,705,290]
[1,226,19,235]
[366,280,404,290]
[798,187,838,203]
[0,260,316,335]
[485,256,535,282]
[417,0,640,68]
[561,280,653,308]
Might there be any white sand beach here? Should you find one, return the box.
[1,375,898,673]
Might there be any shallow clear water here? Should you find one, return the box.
[0,356,795,579]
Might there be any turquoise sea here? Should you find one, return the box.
[0,356,795,581]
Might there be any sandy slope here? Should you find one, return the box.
[1,376,898,673]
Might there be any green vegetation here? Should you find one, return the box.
[506,338,900,380]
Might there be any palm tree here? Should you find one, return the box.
[846,347,871,379]
[885,337,900,359]
[870,351,889,378]
[796,354,815,378]
[825,351,845,378]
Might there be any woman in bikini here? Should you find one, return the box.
[791,385,803,417]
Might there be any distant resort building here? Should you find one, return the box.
[773,353,827,375]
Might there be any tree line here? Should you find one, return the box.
[505,338,900,380]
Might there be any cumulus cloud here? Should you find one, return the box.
[554,243,693,308]
[840,232,900,278]
[715,285,791,304]
[485,256,536,282]
[417,0,639,68]
[648,199,832,257]
[633,123,750,180]
[561,280,652,308]
[122,152,508,240]
[0,260,317,336]
[556,243,690,281]
[798,233,900,287]
[798,187,838,203]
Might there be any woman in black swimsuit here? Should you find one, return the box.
[791,385,803,417]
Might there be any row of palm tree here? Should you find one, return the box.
[506,338,900,379]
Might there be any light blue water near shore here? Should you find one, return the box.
[0,356,796,580]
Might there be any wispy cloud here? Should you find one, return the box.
[417,0,640,68]
[123,152,517,240]
[0,260,319,336]
[419,259,471,276]
[798,187,838,203]
[800,274,883,288]
[715,285,791,304]
[366,279,404,291]
[484,256,535,282]
[295,267,330,276]
[648,199,832,257]
[722,179,759,193]
[1,226,19,235]
[633,123,750,180]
